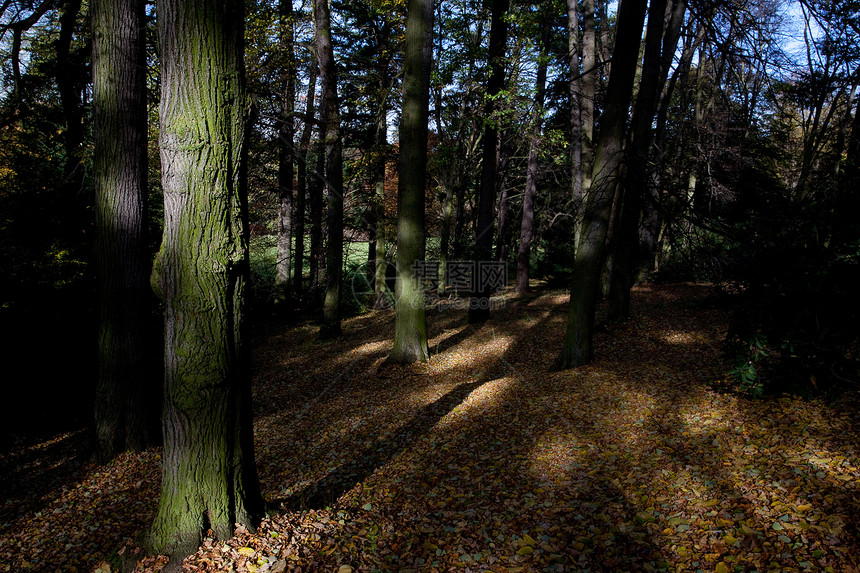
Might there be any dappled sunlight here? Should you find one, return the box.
[432,376,515,430]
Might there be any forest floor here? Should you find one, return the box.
[1,283,859,573]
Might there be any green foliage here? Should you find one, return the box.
[728,333,769,398]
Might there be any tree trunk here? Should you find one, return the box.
[580,0,596,198]
[309,139,324,296]
[294,62,318,295]
[373,112,390,309]
[607,0,680,323]
[275,2,296,302]
[516,37,548,295]
[553,0,648,370]
[315,0,345,339]
[494,145,511,262]
[469,0,509,323]
[568,0,583,202]
[388,0,433,364]
[55,0,86,192]
[147,0,265,561]
[92,0,151,460]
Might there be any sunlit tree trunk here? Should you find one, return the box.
[147,0,265,560]
[275,2,296,302]
[554,0,648,370]
[469,0,509,323]
[315,0,345,338]
[92,0,151,460]
[388,0,433,363]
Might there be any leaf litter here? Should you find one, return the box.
[1,283,859,572]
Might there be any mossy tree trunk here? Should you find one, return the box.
[147,0,265,562]
[388,0,434,364]
[553,0,648,370]
[315,0,344,339]
[92,0,152,460]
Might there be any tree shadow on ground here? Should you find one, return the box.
[273,379,486,511]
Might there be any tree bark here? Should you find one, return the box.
[388,0,433,364]
[147,0,265,561]
[315,0,345,339]
[553,0,648,370]
[92,0,151,460]
[468,0,509,323]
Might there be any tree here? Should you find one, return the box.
[607,0,685,322]
[275,0,296,301]
[469,0,509,323]
[91,0,151,460]
[553,0,648,370]
[515,23,549,295]
[314,0,345,339]
[147,0,265,561]
[294,55,318,295]
[388,0,434,364]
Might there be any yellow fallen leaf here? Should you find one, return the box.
[237,547,256,557]
[517,546,534,556]
[715,561,729,573]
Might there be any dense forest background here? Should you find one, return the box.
[2,0,859,443]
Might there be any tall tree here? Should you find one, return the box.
[568,0,583,200]
[553,0,648,370]
[55,0,86,192]
[91,0,151,460]
[275,1,297,302]
[294,59,318,295]
[516,27,549,295]
[468,0,510,323]
[388,0,434,363]
[314,0,345,339]
[147,0,265,561]
[607,0,685,322]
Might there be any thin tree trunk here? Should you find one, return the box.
[309,137,324,296]
[294,65,318,295]
[147,0,264,561]
[388,0,434,363]
[568,0,583,202]
[315,0,344,339]
[553,0,648,370]
[275,2,296,301]
[469,0,509,323]
[373,119,390,308]
[494,145,511,262]
[55,0,85,192]
[516,37,548,295]
[580,0,596,196]
[92,0,151,461]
